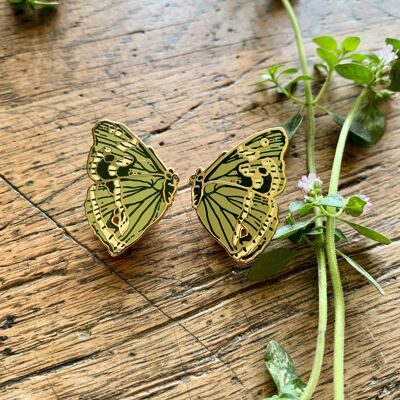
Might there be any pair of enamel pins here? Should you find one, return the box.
[85,120,288,263]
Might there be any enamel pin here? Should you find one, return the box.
[85,120,179,256]
[189,127,288,263]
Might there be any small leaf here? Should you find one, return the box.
[253,78,272,85]
[273,218,316,241]
[288,230,303,244]
[330,97,386,146]
[8,0,59,9]
[299,204,314,217]
[313,35,338,52]
[285,75,313,93]
[337,250,384,295]
[288,200,306,213]
[349,53,367,63]
[388,59,400,92]
[304,227,323,236]
[264,341,306,399]
[349,52,380,66]
[279,67,298,76]
[315,194,345,208]
[364,52,381,65]
[344,195,367,217]
[374,89,396,104]
[283,111,303,140]
[385,38,400,53]
[317,48,339,69]
[266,63,284,78]
[341,36,361,53]
[339,219,391,245]
[335,228,348,242]
[335,63,374,84]
[314,63,329,74]
[247,248,303,281]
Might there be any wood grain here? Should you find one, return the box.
[0,0,399,399]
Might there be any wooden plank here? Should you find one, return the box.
[0,179,169,385]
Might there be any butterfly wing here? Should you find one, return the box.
[85,120,178,256]
[204,127,287,197]
[196,182,279,262]
[88,120,167,181]
[190,127,288,263]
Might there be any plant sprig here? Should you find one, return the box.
[250,1,398,399]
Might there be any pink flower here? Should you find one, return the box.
[360,194,373,214]
[377,44,397,66]
[297,173,322,194]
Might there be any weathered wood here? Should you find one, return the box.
[0,0,399,398]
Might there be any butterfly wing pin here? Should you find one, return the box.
[190,127,288,263]
[85,120,179,256]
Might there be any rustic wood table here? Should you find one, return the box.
[0,1,399,399]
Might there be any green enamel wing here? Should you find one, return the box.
[190,127,288,263]
[85,120,179,256]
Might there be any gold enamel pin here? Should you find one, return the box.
[84,120,179,256]
[189,127,288,263]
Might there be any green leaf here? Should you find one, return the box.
[283,111,303,140]
[287,230,303,244]
[253,78,272,85]
[8,0,59,9]
[388,59,400,92]
[279,67,298,76]
[258,64,285,84]
[335,63,374,85]
[315,194,345,208]
[247,248,303,281]
[304,228,323,236]
[263,63,284,79]
[385,38,400,53]
[299,204,314,217]
[317,48,339,69]
[341,36,361,53]
[344,195,367,217]
[348,53,367,63]
[288,200,306,213]
[335,228,348,242]
[285,75,313,93]
[264,341,305,400]
[337,250,384,295]
[273,218,316,241]
[339,219,391,245]
[314,63,329,74]
[330,97,386,146]
[364,52,381,65]
[313,35,338,52]
[374,89,396,104]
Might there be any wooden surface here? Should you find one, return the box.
[0,1,399,399]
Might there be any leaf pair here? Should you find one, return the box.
[256,64,312,96]
[314,35,361,72]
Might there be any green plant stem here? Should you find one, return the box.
[280,2,327,400]
[325,88,368,400]
[313,71,333,105]
[276,82,307,106]
[300,210,327,400]
[281,0,316,174]
[328,89,368,193]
